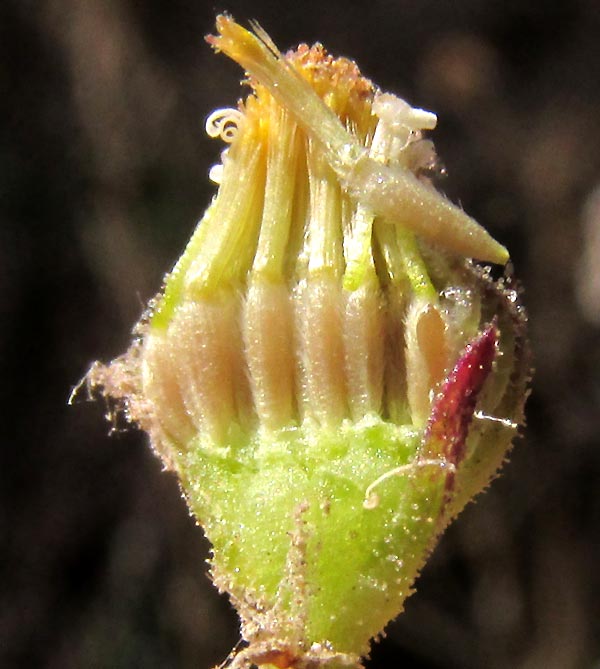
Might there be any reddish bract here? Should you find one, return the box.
[423,322,498,492]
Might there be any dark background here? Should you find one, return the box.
[3,1,600,667]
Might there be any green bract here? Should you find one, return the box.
[89,16,529,669]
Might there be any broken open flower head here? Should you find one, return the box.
[89,15,529,669]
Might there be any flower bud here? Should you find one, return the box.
[88,16,529,669]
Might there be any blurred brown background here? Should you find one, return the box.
[2,0,600,667]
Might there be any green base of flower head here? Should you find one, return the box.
[181,419,425,655]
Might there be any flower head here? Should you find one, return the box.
[88,16,529,669]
